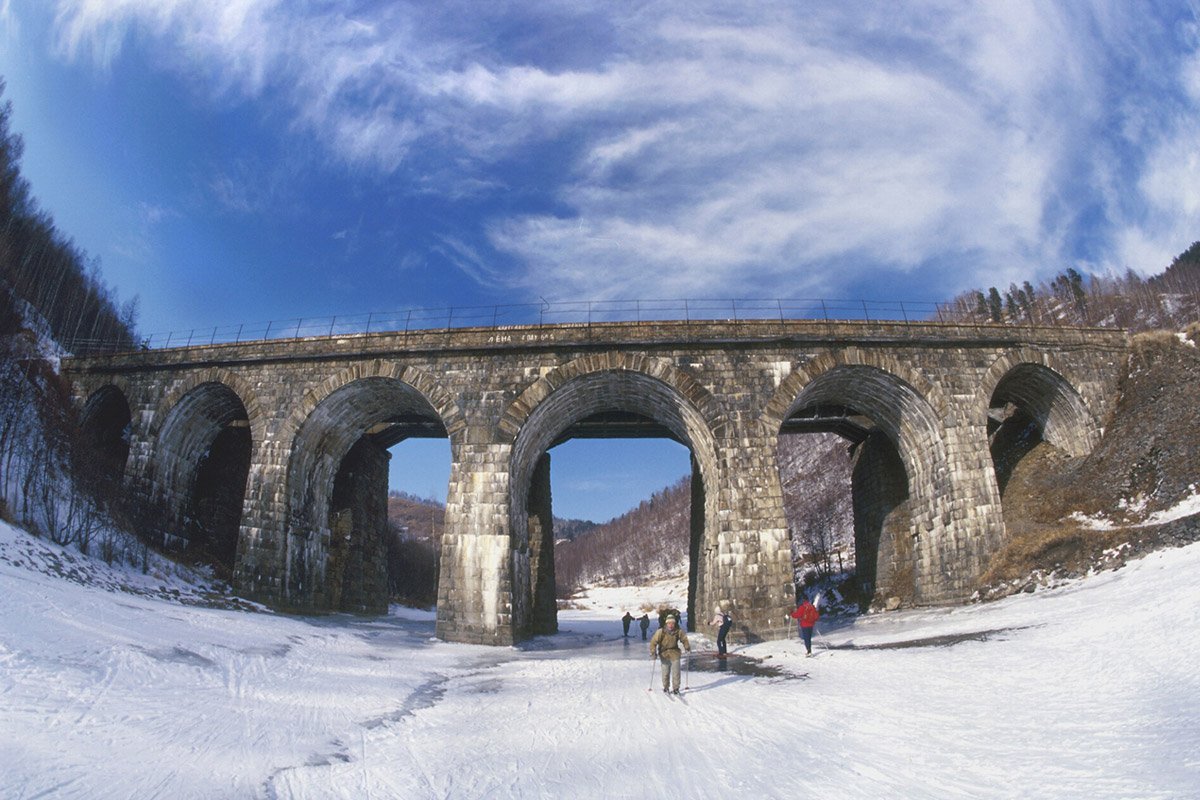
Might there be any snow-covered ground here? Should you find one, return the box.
[1070,484,1200,530]
[2,519,1198,799]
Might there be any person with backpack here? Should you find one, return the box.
[709,605,733,657]
[790,596,820,656]
[649,614,691,693]
[657,607,682,629]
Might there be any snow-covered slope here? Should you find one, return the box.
[1,519,1197,799]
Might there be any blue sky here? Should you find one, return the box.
[1,1,1198,520]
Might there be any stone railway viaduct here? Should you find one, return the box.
[62,319,1129,646]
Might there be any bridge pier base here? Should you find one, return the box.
[527,453,558,635]
[702,434,797,644]
[436,437,518,645]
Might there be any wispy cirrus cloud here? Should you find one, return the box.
[110,201,178,263]
[44,0,1200,301]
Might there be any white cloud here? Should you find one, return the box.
[1141,124,1200,219]
[1111,114,1200,273]
[110,200,177,264]
[1102,15,1200,274]
[432,234,509,287]
[485,6,1093,299]
[1185,51,1200,102]
[43,0,1200,300]
[0,1,19,41]
[138,201,175,226]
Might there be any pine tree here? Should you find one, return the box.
[987,287,1003,322]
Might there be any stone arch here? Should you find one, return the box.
[499,351,725,442]
[764,348,949,431]
[765,351,952,608]
[283,362,466,446]
[766,350,950,491]
[282,365,461,612]
[503,353,723,638]
[75,374,134,412]
[151,378,254,573]
[79,384,133,486]
[979,348,1100,459]
[150,368,267,451]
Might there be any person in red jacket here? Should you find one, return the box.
[790,596,820,657]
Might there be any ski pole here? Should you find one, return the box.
[814,624,832,652]
[685,653,691,690]
[647,657,657,692]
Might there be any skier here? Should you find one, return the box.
[709,605,733,657]
[657,607,682,629]
[621,611,634,637]
[638,614,650,640]
[649,614,691,694]
[790,596,820,657]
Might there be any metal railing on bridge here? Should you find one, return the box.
[69,297,960,353]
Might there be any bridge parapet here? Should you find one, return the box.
[65,319,1129,369]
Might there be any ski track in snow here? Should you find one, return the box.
[2,521,1199,799]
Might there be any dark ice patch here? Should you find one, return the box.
[688,652,798,680]
[828,626,1030,650]
[361,674,449,729]
[135,645,218,669]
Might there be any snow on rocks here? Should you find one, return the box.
[0,517,261,611]
[1070,485,1200,531]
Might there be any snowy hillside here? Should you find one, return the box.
[555,434,855,594]
[2,518,1197,799]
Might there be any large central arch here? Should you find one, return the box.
[502,354,723,639]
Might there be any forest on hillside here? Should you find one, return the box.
[0,82,139,353]
[944,243,1200,332]
[383,491,443,607]
[552,477,693,593]
[0,80,146,567]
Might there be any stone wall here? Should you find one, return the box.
[325,437,390,613]
[852,429,913,609]
[63,319,1130,645]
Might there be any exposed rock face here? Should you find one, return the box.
[976,330,1200,600]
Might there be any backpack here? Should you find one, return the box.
[656,627,681,652]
